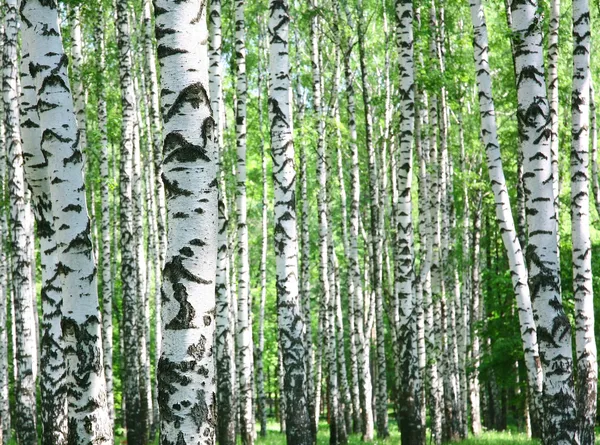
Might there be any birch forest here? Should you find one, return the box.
[2,0,600,444]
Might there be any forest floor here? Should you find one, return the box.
[253,420,539,445]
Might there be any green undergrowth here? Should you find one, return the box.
[254,420,539,445]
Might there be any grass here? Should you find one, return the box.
[255,420,539,445]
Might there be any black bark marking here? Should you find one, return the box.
[164,82,211,123]
[163,132,210,165]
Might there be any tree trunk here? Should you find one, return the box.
[268,1,312,443]
[4,2,38,443]
[208,0,236,443]
[510,2,578,443]
[115,1,143,442]
[22,1,113,443]
[468,0,544,435]
[393,1,424,443]
[94,4,115,427]
[548,0,560,251]
[571,2,596,442]
[257,19,268,438]
[234,2,254,443]
[154,0,218,443]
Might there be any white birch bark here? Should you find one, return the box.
[468,0,544,434]
[20,27,68,445]
[0,15,9,440]
[342,53,375,444]
[256,20,268,437]
[133,66,152,441]
[356,0,388,434]
[115,0,142,441]
[510,2,578,442]
[548,0,560,248]
[21,1,113,443]
[94,5,115,425]
[571,2,596,442]
[208,1,236,442]
[394,0,423,442]
[4,2,38,442]
[234,1,254,442]
[154,0,218,443]
[268,0,312,441]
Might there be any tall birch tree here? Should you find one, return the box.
[154,0,218,444]
[268,0,312,442]
[21,1,113,443]
[509,1,578,442]
[571,1,596,442]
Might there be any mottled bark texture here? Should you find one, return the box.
[268,0,312,443]
[3,2,38,443]
[116,0,143,442]
[394,1,424,443]
[155,1,218,444]
[468,0,544,434]
[21,1,113,444]
[571,1,596,442]
[510,1,578,443]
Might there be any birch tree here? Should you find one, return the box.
[571,1,596,442]
[4,1,38,442]
[268,0,312,442]
[234,1,254,442]
[510,1,578,442]
[468,0,543,432]
[21,1,113,443]
[154,0,218,443]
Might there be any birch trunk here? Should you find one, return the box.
[0,14,7,436]
[208,1,236,443]
[94,5,115,425]
[21,1,113,443]
[341,41,375,441]
[393,0,423,442]
[116,1,142,441]
[257,21,268,438]
[234,2,254,442]
[154,0,218,443]
[311,5,345,442]
[20,29,68,445]
[4,2,38,442]
[571,2,596,442]
[510,2,578,442]
[269,1,313,442]
[549,0,560,248]
[356,0,388,434]
[469,0,544,433]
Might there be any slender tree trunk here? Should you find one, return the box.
[94,5,115,426]
[510,2,578,443]
[469,194,483,436]
[393,1,423,442]
[571,2,596,442]
[268,1,312,443]
[469,0,544,435]
[0,14,8,439]
[311,6,345,443]
[341,30,375,443]
[4,2,37,443]
[257,20,268,438]
[208,1,236,443]
[234,2,254,442]
[549,0,560,249]
[116,1,142,442]
[154,0,218,443]
[355,0,388,435]
[22,1,113,443]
